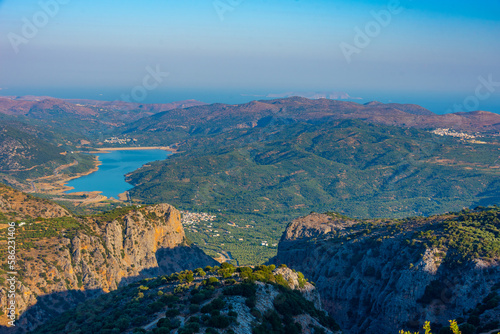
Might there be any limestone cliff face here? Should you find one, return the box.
[0,199,217,332]
[275,212,500,334]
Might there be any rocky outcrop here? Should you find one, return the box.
[0,192,216,332]
[275,211,500,334]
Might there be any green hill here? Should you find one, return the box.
[0,123,95,186]
[126,120,500,264]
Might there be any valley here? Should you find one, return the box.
[3,1,499,333]
[0,95,499,333]
[2,96,500,265]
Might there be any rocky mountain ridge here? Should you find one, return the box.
[0,184,216,332]
[0,96,206,120]
[31,264,340,334]
[274,209,500,334]
[125,97,500,136]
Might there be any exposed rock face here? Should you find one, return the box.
[275,212,500,334]
[0,193,216,332]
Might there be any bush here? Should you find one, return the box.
[204,277,219,286]
[253,310,284,334]
[187,316,200,323]
[275,274,290,289]
[160,294,179,305]
[221,262,235,270]
[459,323,476,334]
[157,317,171,328]
[224,283,257,298]
[201,297,226,313]
[133,329,147,333]
[438,327,453,334]
[178,322,200,334]
[115,316,130,331]
[148,301,164,313]
[165,308,180,317]
[245,295,257,308]
[208,314,233,329]
[274,292,302,316]
[191,293,208,304]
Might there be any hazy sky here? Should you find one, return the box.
[0,0,499,111]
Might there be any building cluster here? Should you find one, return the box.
[180,211,217,226]
[103,137,137,144]
[430,128,479,140]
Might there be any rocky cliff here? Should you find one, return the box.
[0,185,217,332]
[274,210,500,334]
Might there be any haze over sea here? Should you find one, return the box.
[66,150,170,199]
[2,87,499,115]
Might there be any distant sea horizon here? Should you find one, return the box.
[1,88,499,115]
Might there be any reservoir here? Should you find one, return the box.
[66,149,170,198]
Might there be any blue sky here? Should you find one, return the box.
[0,0,499,112]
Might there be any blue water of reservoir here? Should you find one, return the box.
[66,149,170,199]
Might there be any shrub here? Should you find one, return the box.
[165,308,180,317]
[459,323,476,334]
[201,297,226,313]
[224,283,257,298]
[148,301,163,313]
[204,277,219,286]
[189,304,200,313]
[157,317,171,328]
[178,322,200,334]
[207,314,233,328]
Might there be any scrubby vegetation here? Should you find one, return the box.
[415,206,500,265]
[127,120,500,264]
[0,123,95,182]
[30,264,337,334]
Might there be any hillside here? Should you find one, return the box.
[274,207,500,334]
[0,96,206,138]
[0,184,216,332]
[0,122,96,188]
[29,265,340,334]
[126,119,500,264]
[2,95,500,266]
[124,97,500,144]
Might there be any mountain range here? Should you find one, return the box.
[123,97,500,138]
[1,95,499,266]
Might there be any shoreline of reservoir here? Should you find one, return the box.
[89,146,177,154]
[65,149,170,199]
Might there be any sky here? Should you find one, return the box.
[0,0,499,113]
